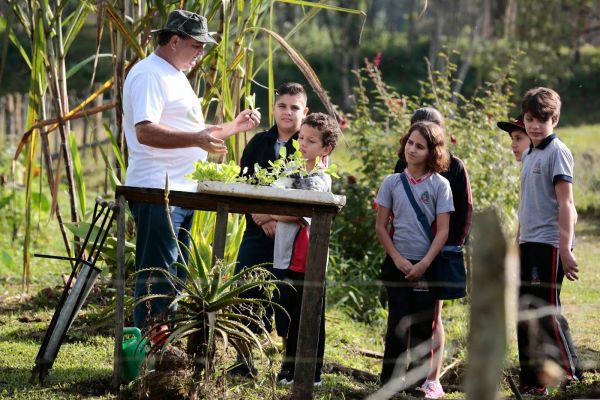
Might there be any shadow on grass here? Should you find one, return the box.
[320,381,426,400]
[579,346,600,371]
[0,321,113,345]
[0,287,61,314]
[576,214,600,237]
[0,281,131,343]
[0,365,112,397]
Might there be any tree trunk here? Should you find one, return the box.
[321,1,363,110]
[452,14,480,101]
[481,0,493,39]
[429,7,444,71]
[407,0,417,51]
[503,0,517,39]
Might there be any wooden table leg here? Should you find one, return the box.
[292,212,333,400]
[112,194,126,393]
[211,203,229,266]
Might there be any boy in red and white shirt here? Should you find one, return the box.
[271,112,340,386]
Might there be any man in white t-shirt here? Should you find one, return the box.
[123,10,261,329]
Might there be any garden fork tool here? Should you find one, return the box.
[30,197,119,384]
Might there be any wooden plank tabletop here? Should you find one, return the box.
[115,185,344,217]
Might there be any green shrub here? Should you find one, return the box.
[328,172,386,325]
[328,52,520,322]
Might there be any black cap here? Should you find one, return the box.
[497,116,526,135]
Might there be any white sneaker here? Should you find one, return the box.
[278,378,322,387]
[418,380,445,399]
[279,377,293,385]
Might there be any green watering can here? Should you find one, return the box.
[121,327,148,383]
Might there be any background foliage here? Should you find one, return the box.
[3,1,600,124]
[327,52,519,322]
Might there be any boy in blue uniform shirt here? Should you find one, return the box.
[517,87,584,395]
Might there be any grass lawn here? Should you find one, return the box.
[1,215,599,399]
[557,124,600,215]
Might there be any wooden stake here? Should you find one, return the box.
[465,209,508,400]
[112,196,126,393]
[292,212,333,400]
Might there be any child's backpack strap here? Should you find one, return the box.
[400,172,434,242]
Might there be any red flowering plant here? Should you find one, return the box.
[373,52,382,68]
[345,52,520,220]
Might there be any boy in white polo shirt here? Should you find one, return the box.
[517,87,584,395]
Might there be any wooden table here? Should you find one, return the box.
[113,183,345,399]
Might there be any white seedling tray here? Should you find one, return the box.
[196,181,346,207]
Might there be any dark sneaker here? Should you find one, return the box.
[277,369,291,383]
[560,373,584,390]
[228,362,258,378]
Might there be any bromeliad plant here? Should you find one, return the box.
[134,176,285,376]
[135,242,283,376]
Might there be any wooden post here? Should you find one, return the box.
[211,203,229,266]
[7,93,15,138]
[81,113,89,157]
[465,244,473,295]
[14,93,23,139]
[0,96,6,138]
[465,209,508,400]
[292,211,333,400]
[112,195,126,393]
[93,88,103,161]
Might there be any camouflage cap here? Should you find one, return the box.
[152,10,217,44]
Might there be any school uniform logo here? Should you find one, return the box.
[420,191,430,205]
[533,160,542,174]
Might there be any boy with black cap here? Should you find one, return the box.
[516,87,584,395]
[497,115,531,162]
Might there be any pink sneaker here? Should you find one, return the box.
[419,380,445,399]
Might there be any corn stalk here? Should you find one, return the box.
[40,0,80,226]
[6,0,93,289]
